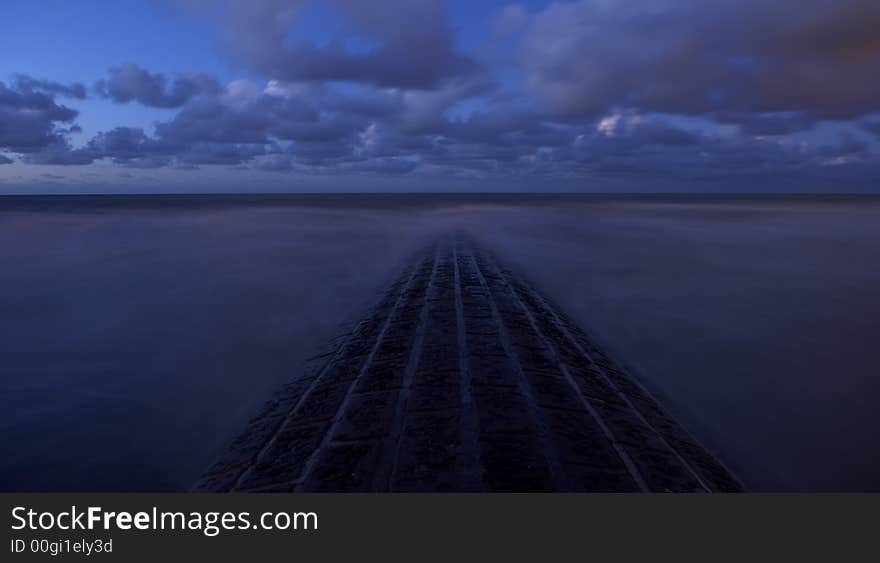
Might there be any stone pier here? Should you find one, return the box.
[194,237,742,492]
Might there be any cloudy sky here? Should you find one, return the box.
[2,0,879,193]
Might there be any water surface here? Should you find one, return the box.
[1,195,878,491]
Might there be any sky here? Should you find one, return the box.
[1,0,879,193]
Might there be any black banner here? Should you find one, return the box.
[1,494,875,561]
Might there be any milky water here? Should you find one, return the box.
[1,196,878,491]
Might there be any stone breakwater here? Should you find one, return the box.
[194,237,742,492]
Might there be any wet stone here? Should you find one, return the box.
[287,380,352,425]
[412,368,459,387]
[393,410,463,488]
[236,422,327,490]
[302,441,383,492]
[195,238,742,493]
[354,362,406,393]
[468,360,519,388]
[333,391,400,441]
[407,384,461,413]
[472,386,534,435]
[479,434,556,492]
[524,372,585,412]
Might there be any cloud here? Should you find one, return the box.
[0,154,13,165]
[12,75,87,99]
[182,0,487,90]
[149,90,359,159]
[95,64,221,108]
[86,127,170,163]
[718,112,816,136]
[4,2,879,190]
[21,142,94,165]
[492,4,530,36]
[176,142,272,166]
[82,123,278,168]
[343,156,420,175]
[36,73,872,186]
[815,134,870,162]
[518,0,880,121]
[252,154,293,172]
[862,118,880,137]
[0,78,81,151]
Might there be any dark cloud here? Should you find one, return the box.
[183,0,487,90]
[154,93,335,145]
[576,114,701,150]
[0,79,80,151]
[21,142,94,165]
[81,123,277,168]
[717,112,816,136]
[95,64,221,108]
[176,142,272,166]
[286,138,356,166]
[51,77,873,184]
[12,75,87,99]
[143,86,380,166]
[4,2,879,190]
[344,156,419,175]
[16,126,164,167]
[252,154,293,172]
[86,127,170,164]
[862,118,880,137]
[815,134,870,159]
[0,154,13,165]
[519,0,880,121]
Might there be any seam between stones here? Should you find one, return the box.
[294,254,427,491]
[479,250,651,492]
[383,244,440,491]
[221,309,381,492]
[465,245,569,491]
[538,288,714,491]
[502,262,714,492]
[564,320,742,490]
[453,239,485,491]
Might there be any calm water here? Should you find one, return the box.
[2,195,879,491]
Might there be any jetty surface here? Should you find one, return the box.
[194,238,742,492]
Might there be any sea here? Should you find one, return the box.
[2,194,879,491]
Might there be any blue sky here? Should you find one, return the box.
[1,0,879,193]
